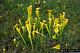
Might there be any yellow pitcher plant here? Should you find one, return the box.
[14,5,68,52]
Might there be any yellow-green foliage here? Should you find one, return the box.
[14,5,68,51]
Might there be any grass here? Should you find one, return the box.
[0,0,80,53]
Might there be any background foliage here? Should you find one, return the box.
[0,0,80,52]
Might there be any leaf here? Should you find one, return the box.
[52,35,57,39]
[53,44,60,49]
[54,18,59,24]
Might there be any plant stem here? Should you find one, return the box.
[29,18,34,53]
[19,32,28,48]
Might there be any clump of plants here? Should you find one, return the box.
[14,5,68,53]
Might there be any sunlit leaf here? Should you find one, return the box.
[53,44,60,49]
[52,35,57,39]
